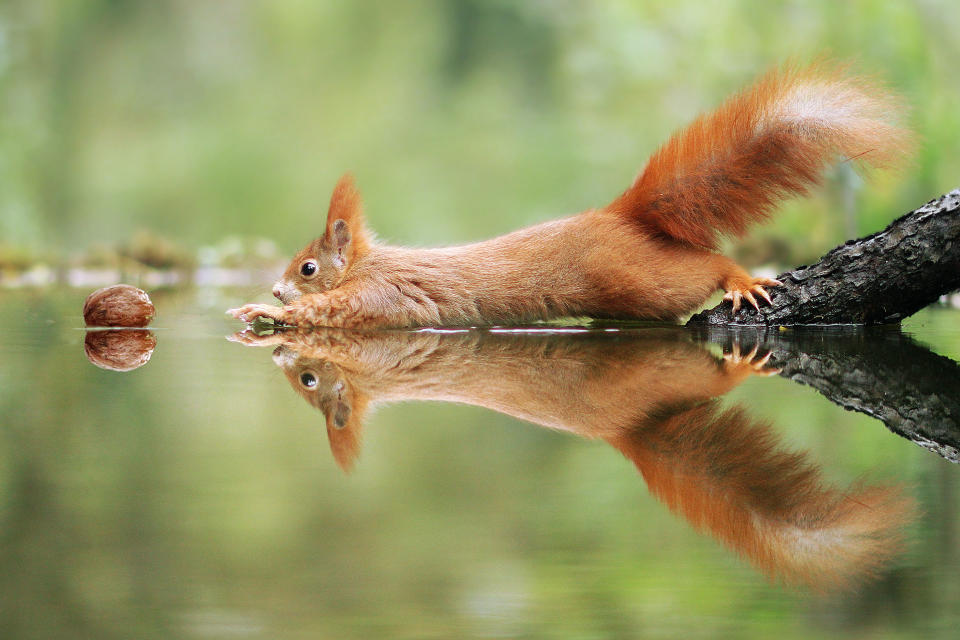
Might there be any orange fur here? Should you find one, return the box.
[241,329,913,589]
[229,63,909,328]
[608,402,912,590]
[610,64,910,248]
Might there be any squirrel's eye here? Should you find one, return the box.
[300,261,318,278]
[300,371,318,388]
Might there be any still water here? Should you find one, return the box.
[2,288,959,639]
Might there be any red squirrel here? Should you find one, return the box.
[228,63,909,328]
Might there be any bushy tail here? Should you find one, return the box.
[608,63,911,248]
[608,401,915,590]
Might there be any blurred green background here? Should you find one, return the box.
[2,4,960,637]
[1,0,958,267]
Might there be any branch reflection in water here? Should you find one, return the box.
[230,327,914,591]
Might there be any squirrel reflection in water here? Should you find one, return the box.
[232,327,914,590]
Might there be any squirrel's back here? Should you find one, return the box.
[608,63,912,248]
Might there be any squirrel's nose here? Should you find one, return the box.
[272,284,282,300]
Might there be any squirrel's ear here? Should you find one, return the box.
[325,173,362,235]
[324,387,367,473]
[332,219,350,249]
[327,396,351,430]
[324,173,369,266]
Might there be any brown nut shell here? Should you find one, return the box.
[84,330,157,371]
[83,284,155,327]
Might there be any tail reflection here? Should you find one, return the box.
[611,400,911,589]
[233,328,913,590]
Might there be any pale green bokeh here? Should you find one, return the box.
[0,1,957,265]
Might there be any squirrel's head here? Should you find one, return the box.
[272,343,368,472]
[273,174,371,304]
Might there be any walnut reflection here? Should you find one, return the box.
[84,329,156,371]
[234,327,913,590]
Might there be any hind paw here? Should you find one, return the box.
[722,277,782,313]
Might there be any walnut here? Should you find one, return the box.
[83,284,155,327]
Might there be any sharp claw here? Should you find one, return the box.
[754,351,772,368]
[743,291,759,311]
[731,291,742,312]
[754,287,772,305]
[723,343,780,376]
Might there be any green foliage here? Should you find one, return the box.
[0,1,957,265]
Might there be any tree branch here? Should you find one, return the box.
[689,189,960,326]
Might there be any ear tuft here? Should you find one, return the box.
[323,387,368,473]
[323,173,370,268]
[326,173,362,230]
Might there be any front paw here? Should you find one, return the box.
[226,303,287,324]
[227,329,289,346]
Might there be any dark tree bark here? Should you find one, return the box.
[689,189,960,326]
[692,325,960,464]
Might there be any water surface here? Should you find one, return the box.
[2,289,959,639]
